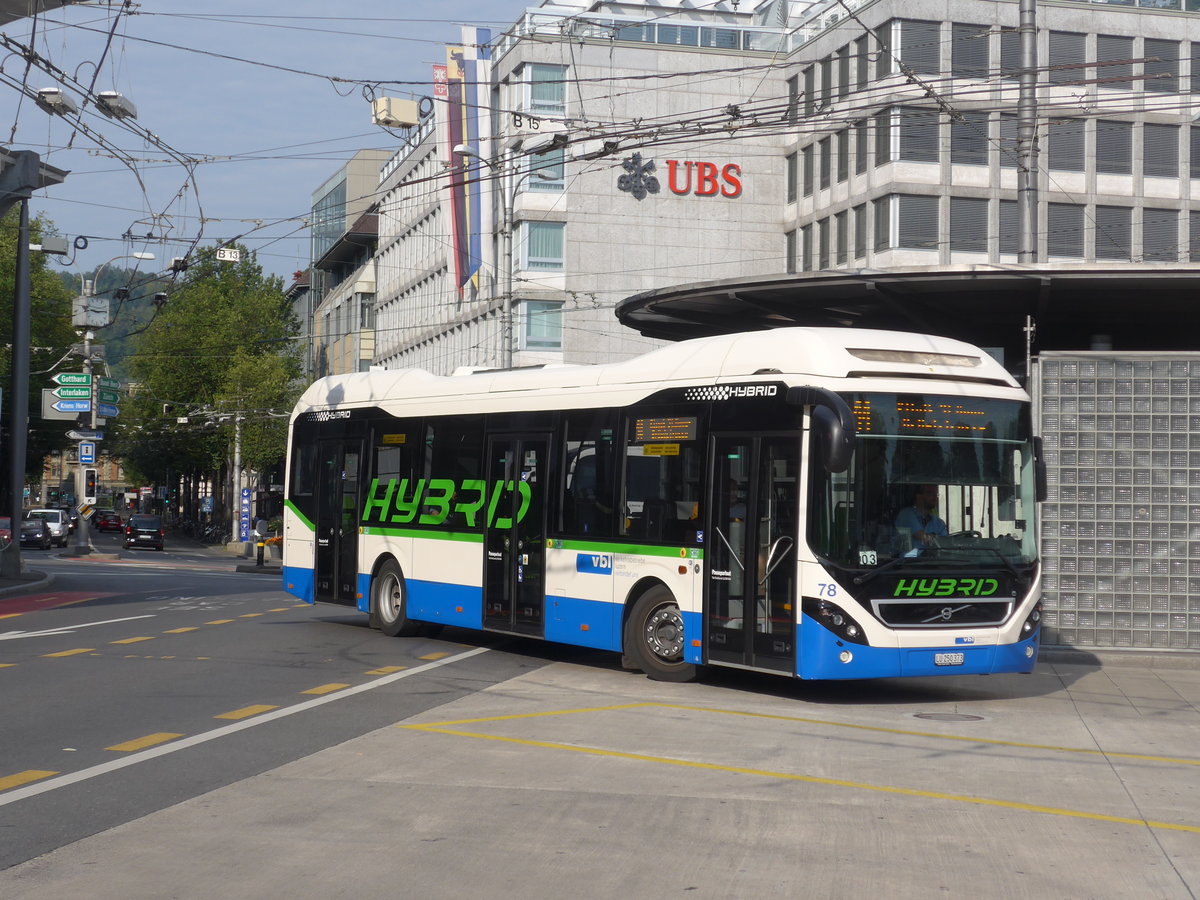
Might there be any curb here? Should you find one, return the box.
[0,569,54,597]
[234,564,282,575]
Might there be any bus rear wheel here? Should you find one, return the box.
[625,587,697,683]
[373,560,420,637]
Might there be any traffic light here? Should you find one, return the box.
[84,468,97,503]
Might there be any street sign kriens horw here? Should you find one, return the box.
[52,399,91,413]
[52,372,91,386]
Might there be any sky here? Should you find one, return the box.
[3,1,534,285]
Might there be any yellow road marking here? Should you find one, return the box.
[366,666,407,675]
[42,648,93,658]
[163,627,197,634]
[403,702,1200,835]
[111,637,154,645]
[0,613,21,620]
[106,732,183,752]
[419,652,450,661]
[34,596,58,603]
[268,607,290,612]
[0,663,15,668]
[0,770,58,792]
[205,619,234,625]
[239,613,263,618]
[302,683,350,695]
[215,704,278,720]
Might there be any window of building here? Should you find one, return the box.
[951,23,989,78]
[803,66,815,116]
[1096,120,1133,174]
[1048,32,1086,86]
[874,195,892,250]
[1144,38,1179,94]
[1047,203,1084,258]
[527,147,565,191]
[898,107,939,162]
[1193,44,1200,94]
[785,229,798,273]
[855,120,868,174]
[786,152,797,203]
[802,145,814,196]
[837,45,851,99]
[835,210,848,264]
[521,221,565,270]
[1144,123,1179,178]
[1190,211,1200,261]
[999,114,1019,169]
[819,136,831,189]
[1192,126,1200,179]
[950,111,989,166]
[837,129,849,182]
[999,28,1019,81]
[801,223,813,271]
[855,35,870,89]
[897,194,939,250]
[1142,208,1178,262]
[786,75,799,124]
[821,56,833,107]
[1047,118,1085,172]
[1094,205,1132,261]
[898,20,941,76]
[853,203,867,259]
[949,197,988,252]
[1097,34,1133,90]
[528,64,566,115]
[523,300,564,349]
[818,218,830,269]
[999,199,1018,255]
[876,21,894,80]
[875,109,892,166]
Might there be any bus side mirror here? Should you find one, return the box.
[1033,436,1047,503]
[786,386,856,474]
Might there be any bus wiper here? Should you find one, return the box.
[853,552,921,585]
[936,544,1022,578]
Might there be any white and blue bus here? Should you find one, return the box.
[282,328,1044,681]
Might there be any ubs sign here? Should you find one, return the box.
[617,153,743,200]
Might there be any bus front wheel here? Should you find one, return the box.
[624,587,697,683]
[373,560,420,637]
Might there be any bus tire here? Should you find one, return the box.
[624,586,697,683]
[373,560,420,637]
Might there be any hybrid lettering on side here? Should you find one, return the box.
[361,478,531,528]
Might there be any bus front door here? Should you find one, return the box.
[706,435,799,673]
[483,435,548,636]
[314,439,362,606]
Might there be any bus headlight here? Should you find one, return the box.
[1020,601,1043,638]
[802,598,869,645]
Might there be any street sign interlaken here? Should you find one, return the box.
[52,385,91,399]
[52,372,91,386]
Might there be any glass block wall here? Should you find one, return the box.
[1036,353,1200,650]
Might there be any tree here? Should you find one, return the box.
[0,210,78,481]
[114,245,301,517]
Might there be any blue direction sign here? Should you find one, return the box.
[52,399,91,413]
[97,401,120,418]
[79,441,96,465]
[66,429,103,440]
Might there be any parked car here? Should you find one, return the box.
[123,514,164,551]
[20,517,51,550]
[25,508,69,547]
[0,516,11,546]
[94,510,123,532]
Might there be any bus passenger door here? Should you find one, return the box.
[706,435,799,673]
[314,438,362,606]
[483,435,549,636]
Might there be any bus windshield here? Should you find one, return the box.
[809,392,1038,570]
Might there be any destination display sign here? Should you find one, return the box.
[848,394,1027,441]
[633,416,698,443]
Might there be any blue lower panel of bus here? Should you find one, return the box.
[546,594,620,651]
[798,613,1040,680]
[407,579,483,629]
[282,565,314,604]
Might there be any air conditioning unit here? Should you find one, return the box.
[372,97,419,128]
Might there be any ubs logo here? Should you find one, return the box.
[618,154,743,200]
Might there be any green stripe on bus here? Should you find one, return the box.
[552,538,703,560]
[363,527,484,543]
[285,499,314,532]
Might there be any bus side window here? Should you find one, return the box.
[288,438,319,526]
[561,410,617,538]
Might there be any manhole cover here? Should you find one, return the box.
[913,712,985,722]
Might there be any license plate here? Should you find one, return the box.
[934,652,965,666]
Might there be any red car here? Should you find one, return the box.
[94,510,123,532]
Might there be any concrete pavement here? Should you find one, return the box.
[1,642,1197,899]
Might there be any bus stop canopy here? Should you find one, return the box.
[615,265,1200,361]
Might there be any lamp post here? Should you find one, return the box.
[453,145,554,369]
[69,251,154,556]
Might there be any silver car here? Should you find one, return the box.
[25,508,68,548]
